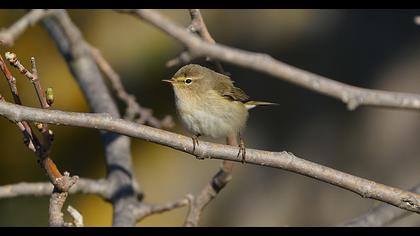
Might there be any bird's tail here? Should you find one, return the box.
[244,101,278,110]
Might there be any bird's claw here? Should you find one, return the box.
[237,138,246,163]
[192,134,201,155]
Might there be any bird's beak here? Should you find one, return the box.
[162,78,175,84]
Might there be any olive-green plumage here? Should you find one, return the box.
[164,64,276,139]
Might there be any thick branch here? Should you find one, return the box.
[49,190,68,227]
[340,183,420,226]
[119,9,420,111]
[0,101,419,214]
[41,10,139,226]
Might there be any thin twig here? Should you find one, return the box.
[166,9,225,74]
[5,52,50,109]
[88,45,174,128]
[1,101,420,214]
[0,54,38,152]
[0,178,110,199]
[134,195,192,222]
[67,205,84,227]
[0,9,58,46]
[119,9,420,111]
[184,144,235,226]
[5,52,54,152]
[0,52,76,192]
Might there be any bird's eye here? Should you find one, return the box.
[185,79,192,84]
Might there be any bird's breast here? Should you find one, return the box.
[174,90,248,138]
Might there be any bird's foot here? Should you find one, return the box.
[237,137,247,164]
[192,134,201,155]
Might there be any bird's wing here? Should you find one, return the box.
[214,74,250,102]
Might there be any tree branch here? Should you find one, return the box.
[133,195,192,222]
[118,9,420,111]
[167,9,225,74]
[0,9,59,47]
[0,9,173,129]
[0,178,110,199]
[176,9,235,227]
[88,45,174,128]
[340,183,420,226]
[49,190,68,227]
[41,10,139,226]
[66,205,84,227]
[0,101,419,214]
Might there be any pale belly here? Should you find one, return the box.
[176,97,248,138]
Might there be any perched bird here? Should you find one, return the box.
[163,64,276,162]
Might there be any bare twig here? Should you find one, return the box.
[67,205,84,227]
[5,52,50,109]
[5,52,54,153]
[167,9,225,73]
[0,52,76,192]
[0,178,110,199]
[0,9,58,46]
[118,9,420,111]
[0,101,419,214]
[340,183,420,226]
[184,130,236,226]
[0,9,173,130]
[0,54,37,152]
[134,195,192,222]
[88,45,174,128]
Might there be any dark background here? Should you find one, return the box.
[0,9,419,226]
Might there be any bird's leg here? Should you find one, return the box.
[192,134,204,159]
[237,133,247,163]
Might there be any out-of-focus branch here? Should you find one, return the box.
[1,101,420,214]
[340,183,420,227]
[119,9,420,111]
[185,152,234,226]
[0,9,197,226]
[88,45,174,128]
[0,9,173,129]
[414,16,420,26]
[0,9,58,46]
[134,195,192,222]
[41,9,139,226]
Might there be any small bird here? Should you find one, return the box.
[163,64,276,162]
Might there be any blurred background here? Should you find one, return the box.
[0,9,420,226]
